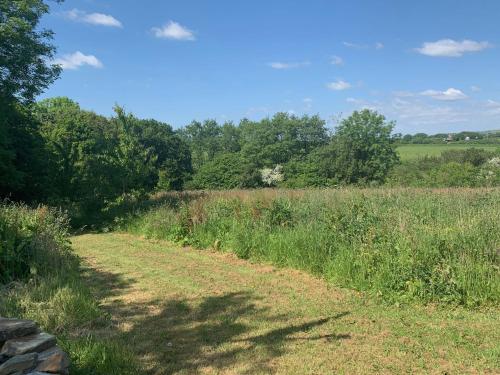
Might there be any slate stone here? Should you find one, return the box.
[35,346,69,375]
[0,352,37,375]
[1,333,56,357]
[0,319,39,343]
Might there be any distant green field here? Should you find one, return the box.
[397,143,500,161]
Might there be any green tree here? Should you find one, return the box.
[188,153,260,189]
[35,98,121,207]
[127,118,192,191]
[0,0,61,103]
[239,113,329,167]
[0,0,61,199]
[326,110,399,184]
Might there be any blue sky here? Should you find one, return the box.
[40,0,500,133]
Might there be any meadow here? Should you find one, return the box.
[124,187,500,307]
[397,143,500,160]
[2,2,500,373]
[2,189,500,373]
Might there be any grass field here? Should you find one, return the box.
[72,233,500,374]
[397,144,500,160]
[124,188,500,306]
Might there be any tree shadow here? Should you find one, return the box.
[82,267,351,374]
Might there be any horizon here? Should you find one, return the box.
[39,0,500,133]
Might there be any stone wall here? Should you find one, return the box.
[0,318,70,375]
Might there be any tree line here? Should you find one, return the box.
[1,1,402,216]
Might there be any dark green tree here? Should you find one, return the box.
[0,0,61,199]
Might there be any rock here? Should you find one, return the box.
[0,318,39,343]
[26,372,55,375]
[0,352,37,375]
[35,346,69,375]
[1,333,56,357]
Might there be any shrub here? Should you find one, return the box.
[0,202,71,283]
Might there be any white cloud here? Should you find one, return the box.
[486,100,500,115]
[415,39,491,57]
[346,97,362,104]
[330,56,344,65]
[63,9,122,27]
[152,21,195,41]
[343,41,365,49]
[470,85,481,92]
[268,61,310,69]
[391,98,468,125]
[343,41,384,50]
[303,97,313,109]
[53,51,103,70]
[343,93,500,131]
[420,88,467,101]
[326,80,351,91]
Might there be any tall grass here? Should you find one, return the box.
[124,188,500,306]
[0,202,138,374]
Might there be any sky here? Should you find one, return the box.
[40,0,500,134]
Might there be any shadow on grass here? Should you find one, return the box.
[82,266,351,374]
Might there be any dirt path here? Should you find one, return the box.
[72,233,499,375]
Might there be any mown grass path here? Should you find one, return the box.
[72,233,499,375]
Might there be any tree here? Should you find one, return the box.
[128,118,192,191]
[0,0,61,103]
[188,153,260,190]
[239,113,329,167]
[179,120,223,170]
[327,110,399,184]
[34,98,121,207]
[0,0,61,199]
[0,100,48,200]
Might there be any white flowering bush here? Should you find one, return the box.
[477,157,500,186]
[487,157,500,168]
[260,164,284,186]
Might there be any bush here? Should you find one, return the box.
[429,162,478,187]
[0,202,71,283]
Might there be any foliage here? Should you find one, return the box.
[124,188,500,307]
[328,110,400,184]
[0,202,70,282]
[260,164,284,186]
[0,100,49,200]
[387,148,500,188]
[29,98,192,225]
[0,0,61,103]
[0,202,139,374]
[187,153,260,189]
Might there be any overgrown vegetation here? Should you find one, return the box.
[0,203,138,374]
[388,148,500,187]
[1,0,499,224]
[1,1,499,373]
[123,188,500,307]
